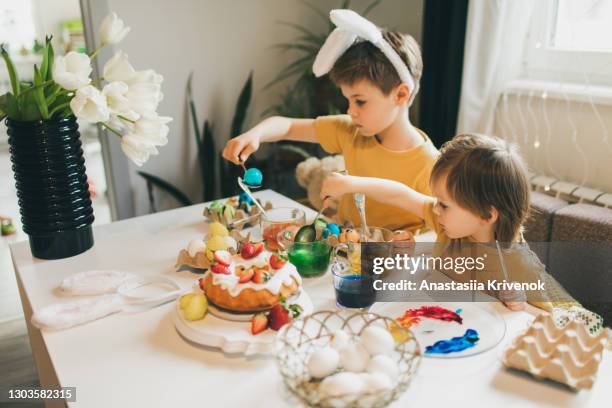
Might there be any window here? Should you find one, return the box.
[0,0,37,53]
[523,0,612,87]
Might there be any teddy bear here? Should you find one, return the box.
[295,155,345,211]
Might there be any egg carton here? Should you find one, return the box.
[503,307,607,390]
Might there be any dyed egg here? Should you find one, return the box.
[326,223,341,236]
[329,330,350,351]
[209,221,229,237]
[187,239,206,258]
[307,347,339,379]
[243,168,263,186]
[207,235,228,251]
[339,342,370,373]
[360,326,395,356]
[366,354,399,382]
[238,191,254,205]
[319,372,365,399]
[339,228,360,243]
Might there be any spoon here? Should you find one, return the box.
[354,193,369,241]
[294,197,329,243]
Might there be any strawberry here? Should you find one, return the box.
[269,253,287,270]
[235,266,255,283]
[198,277,206,290]
[252,267,271,284]
[268,303,291,331]
[214,250,232,266]
[241,242,265,259]
[211,263,230,275]
[251,313,268,335]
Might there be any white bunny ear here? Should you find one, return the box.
[313,28,357,77]
[330,9,382,44]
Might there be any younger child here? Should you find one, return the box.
[223,10,439,231]
[321,133,578,311]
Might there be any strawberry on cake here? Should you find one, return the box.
[199,241,302,313]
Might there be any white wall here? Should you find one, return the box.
[104,0,423,216]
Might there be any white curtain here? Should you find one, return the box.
[456,0,535,134]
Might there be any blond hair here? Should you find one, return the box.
[431,134,531,243]
[329,30,423,106]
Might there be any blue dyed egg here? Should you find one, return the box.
[243,168,263,186]
[326,223,341,237]
[239,192,254,205]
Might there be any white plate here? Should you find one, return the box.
[371,302,506,358]
[173,290,313,356]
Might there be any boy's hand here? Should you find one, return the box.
[320,172,355,200]
[499,287,527,311]
[223,131,260,164]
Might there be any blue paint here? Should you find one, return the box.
[455,308,463,314]
[239,192,254,205]
[425,329,479,355]
[243,168,263,186]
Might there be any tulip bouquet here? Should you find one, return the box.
[0,12,171,166]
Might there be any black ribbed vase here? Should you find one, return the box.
[6,116,94,259]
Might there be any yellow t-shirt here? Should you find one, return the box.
[315,115,439,231]
[421,199,579,311]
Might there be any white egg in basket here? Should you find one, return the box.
[275,310,421,408]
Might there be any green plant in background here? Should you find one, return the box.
[138,72,254,211]
[263,0,382,118]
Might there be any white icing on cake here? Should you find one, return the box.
[206,251,302,297]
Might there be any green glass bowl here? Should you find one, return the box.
[287,240,332,278]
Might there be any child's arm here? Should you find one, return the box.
[320,173,431,218]
[223,116,316,164]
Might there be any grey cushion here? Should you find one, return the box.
[524,192,569,265]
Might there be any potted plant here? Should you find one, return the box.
[0,12,171,259]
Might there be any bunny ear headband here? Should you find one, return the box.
[312,9,415,92]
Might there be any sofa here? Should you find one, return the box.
[524,191,612,327]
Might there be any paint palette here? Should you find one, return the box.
[371,302,506,359]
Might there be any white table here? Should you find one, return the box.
[11,190,611,407]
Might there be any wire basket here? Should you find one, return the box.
[275,310,421,408]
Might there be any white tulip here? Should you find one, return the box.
[121,134,158,167]
[99,12,130,45]
[125,82,163,116]
[52,52,92,90]
[129,114,172,146]
[103,51,136,83]
[102,81,130,114]
[127,69,163,86]
[70,85,110,123]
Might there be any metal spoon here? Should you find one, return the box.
[294,197,329,243]
[354,193,369,241]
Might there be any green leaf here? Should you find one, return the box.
[230,71,253,138]
[1,44,21,96]
[46,36,54,81]
[263,55,313,90]
[5,93,19,119]
[137,171,193,207]
[33,65,49,119]
[39,37,51,80]
[277,21,321,43]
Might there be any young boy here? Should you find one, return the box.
[223,10,439,232]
